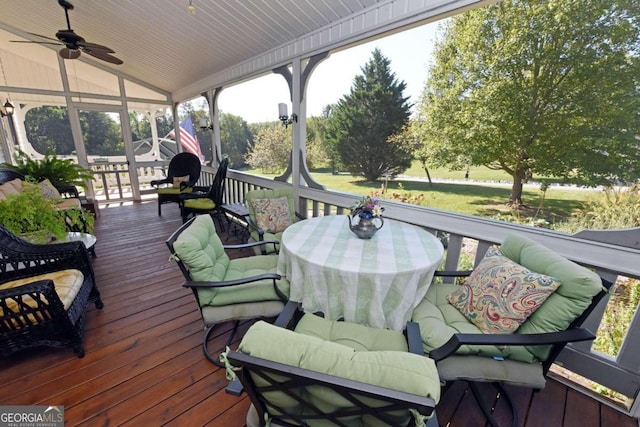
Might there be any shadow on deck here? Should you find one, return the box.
[0,201,635,426]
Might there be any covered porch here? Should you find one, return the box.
[1,0,639,424]
[0,199,634,426]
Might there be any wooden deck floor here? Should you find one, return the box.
[0,200,635,426]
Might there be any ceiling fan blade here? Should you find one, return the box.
[25,32,61,42]
[82,49,123,65]
[10,40,62,46]
[78,41,115,53]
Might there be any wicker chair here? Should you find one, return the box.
[150,152,201,216]
[0,226,103,358]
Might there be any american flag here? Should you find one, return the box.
[169,117,204,161]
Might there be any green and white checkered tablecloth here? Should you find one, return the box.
[277,215,444,330]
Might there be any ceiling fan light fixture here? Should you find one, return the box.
[59,47,81,60]
[186,0,196,14]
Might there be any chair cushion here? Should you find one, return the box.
[0,269,84,314]
[183,198,215,210]
[171,214,230,283]
[413,234,605,363]
[205,255,290,306]
[56,198,82,209]
[172,215,289,307]
[173,175,189,188]
[413,282,533,362]
[293,312,408,352]
[250,196,291,233]
[157,187,182,195]
[0,178,21,197]
[437,355,546,389]
[39,179,62,199]
[200,301,285,325]
[447,246,561,334]
[499,234,605,360]
[237,320,441,426]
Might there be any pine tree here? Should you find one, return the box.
[326,49,413,181]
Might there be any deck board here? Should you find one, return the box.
[0,200,636,426]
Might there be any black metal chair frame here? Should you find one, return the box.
[150,152,202,216]
[0,226,103,358]
[428,270,613,427]
[225,301,438,427]
[166,216,284,367]
[179,157,229,225]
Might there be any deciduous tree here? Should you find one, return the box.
[416,0,640,205]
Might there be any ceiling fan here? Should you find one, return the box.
[11,0,123,65]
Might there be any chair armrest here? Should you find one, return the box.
[245,216,265,238]
[223,240,279,252]
[405,321,423,355]
[183,273,282,289]
[274,300,302,328]
[429,328,596,362]
[56,184,80,198]
[434,270,473,278]
[180,179,198,190]
[150,178,171,187]
[0,279,66,318]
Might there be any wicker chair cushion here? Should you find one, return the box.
[55,198,82,209]
[0,269,84,313]
[38,179,61,199]
[293,312,408,352]
[0,178,22,197]
[237,320,441,425]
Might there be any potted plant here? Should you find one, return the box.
[0,186,94,244]
[1,150,93,190]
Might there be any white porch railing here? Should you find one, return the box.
[89,163,640,417]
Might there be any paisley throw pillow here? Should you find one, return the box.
[250,196,291,233]
[447,246,562,334]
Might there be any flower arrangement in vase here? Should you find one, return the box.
[348,196,385,239]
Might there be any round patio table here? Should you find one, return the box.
[277,215,444,331]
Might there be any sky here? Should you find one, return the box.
[215,20,442,124]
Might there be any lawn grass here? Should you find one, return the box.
[246,164,598,226]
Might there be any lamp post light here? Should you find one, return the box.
[278,103,297,128]
[0,99,14,117]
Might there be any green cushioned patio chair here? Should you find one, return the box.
[166,214,289,367]
[224,300,441,427]
[412,234,612,427]
[245,187,302,254]
[150,152,201,216]
[180,157,229,224]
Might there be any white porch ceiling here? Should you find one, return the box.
[0,0,384,98]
